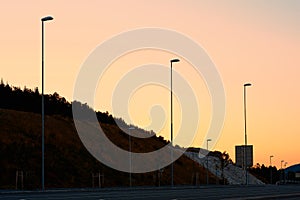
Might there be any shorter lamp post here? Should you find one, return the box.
[128,127,135,187]
[284,162,288,183]
[281,160,284,183]
[270,155,274,184]
[206,139,212,185]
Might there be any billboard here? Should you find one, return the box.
[235,145,253,168]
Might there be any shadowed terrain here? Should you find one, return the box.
[0,83,220,189]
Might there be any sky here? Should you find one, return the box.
[1,0,300,169]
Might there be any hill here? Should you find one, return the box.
[0,83,220,189]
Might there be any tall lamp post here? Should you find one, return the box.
[41,16,53,191]
[270,155,274,184]
[170,58,180,187]
[206,139,212,185]
[243,83,251,185]
[128,127,135,187]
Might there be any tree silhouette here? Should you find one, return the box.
[249,164,280,184]
[0,81,117,125]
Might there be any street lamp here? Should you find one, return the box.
[270,155,274,184]
[206,139,212,185]
[243,83,251,185]
[41,15,53,191]
[281,160,284,183]
[284,162,288,184]
[128,127,135,187]
[170,58,180,187]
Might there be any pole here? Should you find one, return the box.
[206,139,210,185]
[243,83,251,185]
[41,21,45,191]
[41,16,53,191]
[270,155,273,184]
[171,60,173,187]
[169,59,179,187]
[128,127,135,187]
[129,133,131,187]
[244,85,247,185]
[281,160,284,183]
[284,162,287,184]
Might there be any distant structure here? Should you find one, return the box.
[285,164,300,183]
[235,145,253,168]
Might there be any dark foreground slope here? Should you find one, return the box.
[0,108,219,189]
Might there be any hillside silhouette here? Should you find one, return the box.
[0,82,220,189]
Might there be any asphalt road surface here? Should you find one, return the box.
[1,185,300,200]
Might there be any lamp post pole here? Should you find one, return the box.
[281,160,284,183]
[270,155,274,184]
[41,16,53,191]
[243,83,251,185]
[170,58,180,187]
[206,139,212,185]
[128,127,135,187]
[284,162,288,184]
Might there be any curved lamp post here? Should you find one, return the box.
[128,127,135,187]
[280,160,284,183]
[206,139,212,185]
[41,15,53,191]
[243,83,251,185]
[270,155,274,184]
[170,58,180,187]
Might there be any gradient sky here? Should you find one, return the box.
[1,0,299,169]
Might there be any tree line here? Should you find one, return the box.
[0,80,120,125]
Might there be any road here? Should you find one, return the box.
[1,185,300,200]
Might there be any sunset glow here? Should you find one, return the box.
[1,0,299,169]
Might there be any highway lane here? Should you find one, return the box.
[1,185,300,200]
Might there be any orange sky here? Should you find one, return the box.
[1,0,299,169]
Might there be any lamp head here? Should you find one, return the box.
[244,83,252,87]
[170,58,180,63]
[41,16,54,22]
[207,139,212,142]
